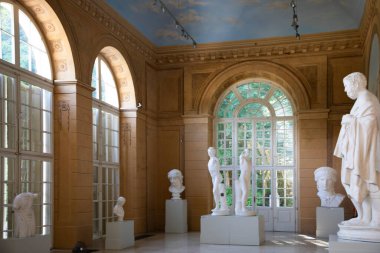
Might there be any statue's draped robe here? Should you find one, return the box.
[334,91,380,203]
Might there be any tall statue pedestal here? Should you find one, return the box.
[0,235,51,253]
[316,207,344,238]
[200,215,265,245]
[165,199,187,233]
[105,220,134,249]
[329,235,380,253]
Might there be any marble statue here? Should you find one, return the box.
[314,166,345,207]
[334,72,380,242]
[113,196,126,221]
[235,149,255,216]
[13,192,38,238]
[207,147,229,215]
[168,169,185,200]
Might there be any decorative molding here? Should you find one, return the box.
[359,0,377,44]
[298,109,330,119]
[155,31,363,65]
[58,100,70,131]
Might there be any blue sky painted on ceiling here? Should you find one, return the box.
[105,0,365,47]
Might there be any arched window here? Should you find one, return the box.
[91,56,120,239]
[0,1,53,238]
[215,80,296,231]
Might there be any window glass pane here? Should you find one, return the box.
[100,59,119,107]
[255,121,271,166]
[237,82,271,99]
[269,89,293,116]
[0,2,15,63]
[19,10,51,79]
[217,91,240,118]
[0,74,16,149]
[19,81,52,154]
[238,103,271,118]
[216,122,232,166]
[256,170,271,207]
[275,120,294,166]
[92,58,99,99]
[276,170,293,207]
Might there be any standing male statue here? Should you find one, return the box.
[334,72,380,242]
[207,147,229,215]
[235,149,255,216]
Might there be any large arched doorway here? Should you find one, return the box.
[214,78,296,232]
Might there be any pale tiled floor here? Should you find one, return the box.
[53,232,329,253]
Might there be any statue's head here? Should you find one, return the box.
[168,169,183,188]
[343,72,367,100]
[208,147,216,157]
[314,166,337,193]
[116,196,126,206]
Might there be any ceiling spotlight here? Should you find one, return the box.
[153,0,197,48]
[290,0,300,39]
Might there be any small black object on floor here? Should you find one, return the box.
[72,241,98,253]
[135,234,154,240]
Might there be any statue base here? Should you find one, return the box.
[165,199,187,233]
[337,223,380,243]
[211,209,230,216]
[200,215,265,245]
[316,207,344,238]
[0,235,51,253]
[329,234,380,253]
[105,220,134,249]
[235,210,256,216]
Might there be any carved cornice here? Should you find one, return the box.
[155,30,363,66]
[70,0,156,63]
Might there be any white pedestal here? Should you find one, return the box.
[316,207,344,238]
[329,235,380,253]
[0,235,51,253]
[165,199,187,233]
[105,220,134,250]
[200,215,265,245]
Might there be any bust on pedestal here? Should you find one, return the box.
[207,147,229,216]
[165,169,187,233]
[334,72,380,243]
[105,196,134,249]
[314,167,345,237]
[168,169,185,200]
[315,167,345,208]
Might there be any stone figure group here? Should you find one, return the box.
[207,147,255,216]
[334,72,380,242]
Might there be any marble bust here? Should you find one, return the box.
[168,169,185,200]
[314,166,344,207]
[207,147,229,215]
[113,196,126,221]
[235,149,255,216]
[334,72,380,242]
[13,192,38,238]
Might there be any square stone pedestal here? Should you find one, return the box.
[200,215,265,245]
[165,199,187,233]
[105,220,134,250]
[329,235,380,253]
[0,235,51,253]
[316,207,344,238]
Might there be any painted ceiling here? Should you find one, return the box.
[105,0,365,47]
